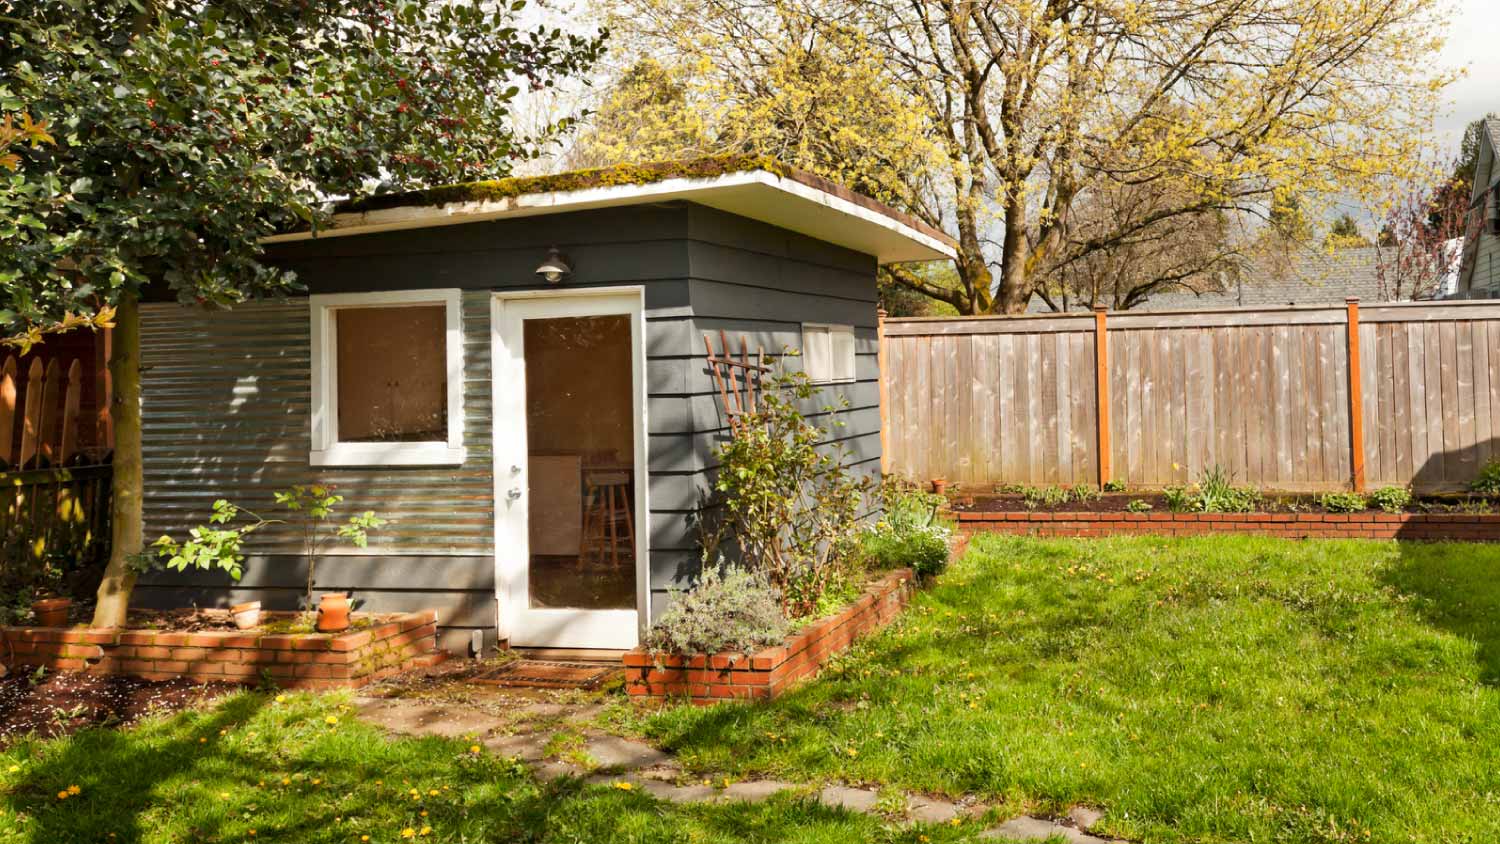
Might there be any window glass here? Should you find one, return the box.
[335,305,447,442]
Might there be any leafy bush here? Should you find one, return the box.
[1318,491,1368,513]
[1369,486,1412,514]
[1162,486,1192,512]
[644,564,789,656]
[150,499,276,582]
[1471,460,1500,496]
[713,367,871,617]
[1125,499,1153,513]
[865,480,951,580]
[1194,465,1261,513]
[1102,479,1127,493]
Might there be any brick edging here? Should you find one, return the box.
[0,610,442,690]
[953,510,1500,541]
[623,569,914,703]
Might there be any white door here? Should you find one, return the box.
[491,288,649,649]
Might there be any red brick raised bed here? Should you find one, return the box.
[623,569,913,704]
[0,610,443,690]
[954,510,1500,541]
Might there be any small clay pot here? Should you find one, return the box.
[315,593,351,633]
[230,600,262,630]
[32,597,71,628]
[931,478,949,496]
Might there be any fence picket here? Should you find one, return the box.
[0,357,15,468]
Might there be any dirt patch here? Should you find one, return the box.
[949,491,1495,516]
[0,670,236,746]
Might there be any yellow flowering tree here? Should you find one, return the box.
[591,0,1454,313]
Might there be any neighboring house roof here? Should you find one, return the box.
[262,155,958,265]
[1457,117,1499,295]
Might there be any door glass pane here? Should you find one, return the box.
[524,315,636,610]
[336,305,447,442]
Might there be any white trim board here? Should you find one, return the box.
[262,170,956,265]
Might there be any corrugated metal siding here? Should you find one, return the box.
[140,293,495,556]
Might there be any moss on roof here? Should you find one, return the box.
[341,154,792,214]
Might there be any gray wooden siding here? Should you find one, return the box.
[135,203,883,643]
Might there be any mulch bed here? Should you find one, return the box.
[0,670,236,747]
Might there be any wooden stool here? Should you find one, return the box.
[581,472,635,566]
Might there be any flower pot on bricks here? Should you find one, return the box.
[315,593,351,633]
[231,601,262,630]
[32,597,71,627]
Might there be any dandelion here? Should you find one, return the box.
[6,766,16,773]
[219,792,230,799]
[274,695,286,703]
[949,818,962,827]
[199,738,207,744]
[420,827,431,836]
[428,789,439,796]
[281,779,291,786]
[613,781,633,791]
[66,785,80,795]
[420,811,427,817]
[468,745,481,754]
[845,748,858,757]
[401,828,417,839]
[55,791,68,800]
[325,716,339,725]
[361,837,370,842]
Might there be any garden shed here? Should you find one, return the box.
[131,157,956,653]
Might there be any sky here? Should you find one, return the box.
[1435,0,1500,152]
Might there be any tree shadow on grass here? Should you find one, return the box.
[1380,540,1500,685]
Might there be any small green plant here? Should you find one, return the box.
[151,499,279,582]
[644,564,789,657]
[1125,499,1153,513]
[865,480,951,580]
[1102,479,1127,493]
[1471,460,1500,496]
[1318,491,1368,513]
[1162,486,1192,512]
[1022,485,1070,510]
[1069,485,1103,504]
[1369,486,1412,514]
[274,485,386,611]
[1194,465,1261,513]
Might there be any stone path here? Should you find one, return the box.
[354,693,1127,842]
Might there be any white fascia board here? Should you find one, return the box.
[261,171,956,264]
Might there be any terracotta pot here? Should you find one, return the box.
[32,597,71,628]
[315,593,351,633]
[931,478,948,496]
[230,601,262,630]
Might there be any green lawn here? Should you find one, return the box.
[0,691,969,844]
[630,535,1500,844]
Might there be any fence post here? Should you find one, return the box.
[877,308,889,476]
[1345,297,1366,492]
[1094,305,1111,488]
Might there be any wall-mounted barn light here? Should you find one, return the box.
[535,247,572,284]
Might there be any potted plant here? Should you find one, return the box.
[931,477,948,496]
[230,600,262,629]
[32,595,71,627]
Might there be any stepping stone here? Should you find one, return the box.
[908,797,963,824]
[818,785,880,814]
[356,701,500,739]
[483,732,548,762]
[582,735,671,770]
[1068,806,1104,830]
[982,816,1115,843]
[534,761,583,782]
[721,780,796,802]
[639,780,718,803]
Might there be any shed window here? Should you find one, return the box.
[802,323,856,383]
[310,289,466,466]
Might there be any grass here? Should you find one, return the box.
[0,690,983,844]
[628,535,1500,844]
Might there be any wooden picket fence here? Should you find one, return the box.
[880,299,1500,494]
[0,351,113,569]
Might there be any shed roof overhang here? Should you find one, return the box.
[260,163,957,265]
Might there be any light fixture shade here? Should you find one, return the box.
[535,247,572,284]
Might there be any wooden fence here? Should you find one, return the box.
[0,349,113,569]
[880,299,1500,493]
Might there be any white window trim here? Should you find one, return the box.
[802,322,857,384]
[309,288,467,467]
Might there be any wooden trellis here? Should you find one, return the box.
[704,331,770,435]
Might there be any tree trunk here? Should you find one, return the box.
[996,199,1032,314]
[91,294,142,629]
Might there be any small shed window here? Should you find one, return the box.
[310,289,466,466]
[802,323,856,383]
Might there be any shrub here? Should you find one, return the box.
[1125,499,1153,513]
[865,480,951,580]
[1318,491,1368,513]
[712,367,871,617]
[644,564,789,656]
[1162,486,1192,512]
[1471,460,1500,496]
[1102,479,1127,493]
[1369,486,1412,514]
[1194,465,1260,513]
